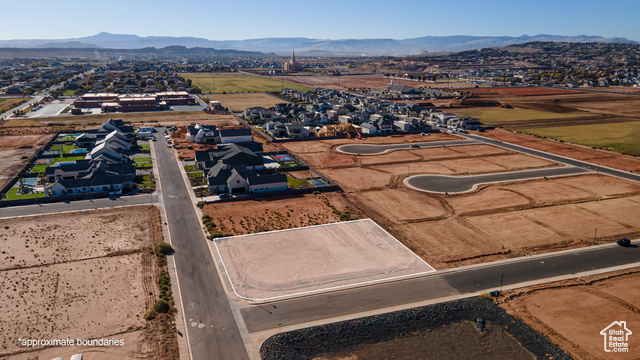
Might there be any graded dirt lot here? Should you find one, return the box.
[214,219,433,300]
[281,133,640,268]
[209,93,286,112]
[0,206,177,360]
[0,134,52,189]
[479,128,640,172]
[501,268,640,360]
[200,193,358,236]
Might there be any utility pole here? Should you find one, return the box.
[593,228,598,244]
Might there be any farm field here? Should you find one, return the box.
[281,134,640,268]
[209,93,286,112]
[458,87,640,157]
[501,268,640,360]
[0,206,177,360]
[522,121,640,156]
[182,73,312,93]
[274,74,476,91]
[453,107,597,123]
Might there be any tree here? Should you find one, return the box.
[186,78,192,87]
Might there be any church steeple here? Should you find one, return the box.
[291,49,296,62]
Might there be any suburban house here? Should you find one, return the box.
[217,128,253,144]
[186,124,253,144]
[186,124,217,143]
[44,162,135,196]
[75,133,97,148]
[45,159,135,183]
[95,130,135,152]
[194,142,264,170]
[247,174,288,194]
[195,142,289,194]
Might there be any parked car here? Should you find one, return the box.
[219,193,231,199]
[617,238,631,247]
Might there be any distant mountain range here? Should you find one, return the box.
[0,32,637,56]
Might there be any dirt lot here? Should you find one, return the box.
[210,93,286,112]
[281,134,640,268]
[479,128,640,172]
[501,268,640,360]
[200,193,359,236]
[0,206,177,360]
[0,134,53,189]
[170,118,247,159]
[214,219,433,300]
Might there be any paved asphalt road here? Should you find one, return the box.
[0,194,157,218]
[241,243,640,333]
[153,135,249,360]
[463,133,640,183]
[405,166,589,193]
[337,139,478,155]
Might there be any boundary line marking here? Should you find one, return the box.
[213,219,436,302]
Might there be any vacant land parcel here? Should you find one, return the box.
[0,206,177,360]
[210,93,285,112]
[183,73,312,93]
[501,268,640,360]
[214,219,434,300]
[281,135,640,268]
[0,133,52,189]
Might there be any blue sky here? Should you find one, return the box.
[1,0,639,41]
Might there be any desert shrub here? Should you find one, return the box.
[153,299,170,314]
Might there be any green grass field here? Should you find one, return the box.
[286,174,308,187]
[135,163,153,169]
[187,172,203,178]
[183,73,312,93]
[522,121,640,156]
[134,157,152,163]
[50,144,76,154]
[184,165,197,172]
[30,156,86,173]
[2,187,46,201]
[455,108,596,123]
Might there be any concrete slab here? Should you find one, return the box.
[213,219,435,301]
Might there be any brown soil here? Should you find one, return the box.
[201,193,359,236]
[0,206,178,360]
[0,134,53,189]
[478,128,640,172]
[280,131,640,269]
[472,87,582,96]
[500,268,640,360]
[312,321,535,360]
